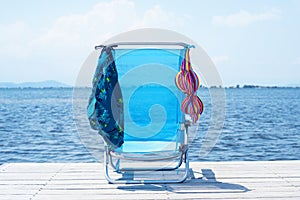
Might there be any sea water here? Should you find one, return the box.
[0,87,299,163]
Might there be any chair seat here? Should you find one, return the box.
[109,141,186,161]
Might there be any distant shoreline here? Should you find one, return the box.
[0,80,299,89]
[0,80,70,89]
[0,87,74,89]
[0,86,299,89]
[210,85,300,89]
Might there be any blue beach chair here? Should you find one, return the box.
[88,42,202,184]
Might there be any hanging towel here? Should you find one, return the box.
[87,46,124,148]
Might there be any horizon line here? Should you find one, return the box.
[0,80,299,88]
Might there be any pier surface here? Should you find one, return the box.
[0,161,299,199]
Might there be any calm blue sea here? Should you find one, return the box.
[0,87,299,163]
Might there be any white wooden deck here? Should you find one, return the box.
[0,161,299,200]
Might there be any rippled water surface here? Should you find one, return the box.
[0,88,299,163]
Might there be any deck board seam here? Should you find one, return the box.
[263,163,300,192]
[30,163,67,200]
[0,163,11,172]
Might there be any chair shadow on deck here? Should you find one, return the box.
[117,168,250,194]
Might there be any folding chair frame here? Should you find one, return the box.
[94,42,195,184]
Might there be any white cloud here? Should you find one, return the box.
[33,0,137,49]
[1,0,186,58]
[33,1,184,50]
[212,55,229,65]
[0,0,188,84]
[212,8,281,27]
[134,5,184,28]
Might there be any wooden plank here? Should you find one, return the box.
[0,195,32,200]
[0,161,299,200]
[32,194,169,200]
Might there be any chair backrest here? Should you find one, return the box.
[113,48,185,142]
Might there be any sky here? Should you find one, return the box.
[0,0,299,86]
